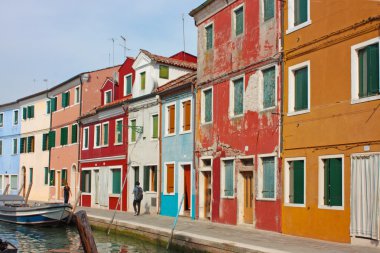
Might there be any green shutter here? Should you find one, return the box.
[112,170,121,194]
[131,120,136,142]
[61,170,67,186]
[71,124,78,144]
[234,78,244,115]
[83,128,88,148]
[116,121,122,143]
[66,92,70,107]
[29,168,33,183]
[264,0,274,21]
[224,160,234,197]
[141,72,146,90]
[329,158,342,206]
[51,97,57,112]
[42,134,47,151]
[235,7,244,36]
[60,127,68,146]
[206,25,213,50]
[152,115,158,139]
[96,126,100,146]
[126,75,132,95]
[159,66,169,79]
[263,157,275,198]
[48,131,56,149]
[62,93,66,107]
[50,170,55,186]
[143,167,150,192]
[44,167,49,185]
[46,101,51,114]
[359,48,366,98]
[263,67,276,108]
[27,136,33,153]
[134,167,139,184]
[104,124,109,145]
[295,0,308,26]
[204,89,212,122]
[81,171,85,192]
[20,138,25,153]
[27,106,34,119]
[13,139,17,154]
[293,160,304,204]
[324,159,330,206]
[294,67,308,111]
[22,107,27,120]
[368,44,379,96]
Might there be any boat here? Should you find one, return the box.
[0,239,17,253]
[0,195,72,225]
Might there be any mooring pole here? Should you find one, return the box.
[24,183,32,204]
[67,190,82,224]
[2,184,10,195]
[167,194,185,250]
[17,182,24,196]
[74,210,98,253]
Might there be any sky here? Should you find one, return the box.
[0,0,204,104]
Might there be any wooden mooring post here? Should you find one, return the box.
[24,183,32,204]
[74,210,98,253]
[67,190,81,224]
[2,184,10,195]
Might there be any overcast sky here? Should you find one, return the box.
[0,0,204,104]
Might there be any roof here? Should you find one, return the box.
[156,72,197,94]
[189,0,215,17]
[79,96,131,120]
[140,49,197,70]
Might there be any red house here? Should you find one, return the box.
[190,0,282,232]
[79,57,135,211]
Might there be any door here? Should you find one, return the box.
[57,171,61,200]
[71,165,77,198]
[94,170,99,204]
[243,172,253,224]
[184,165,191,211]
[204,171,212,219]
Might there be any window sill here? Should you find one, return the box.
[286,20,312,34]
[165,133,176,137]
[150,138,158,142]
[351,95,380,104]
[201,121,213,126]
[93,146,101,149]
[163,193,175,196]
[82,147,89,151]
[145,191,157,194]
[229,114,244,120]
[179,130,191,135]
[287,109,310,117]
[129,141,137,144]
[82,192,91,195]
[114,143,123,146]
[284,203,306,208]
[221,196,235,199]
[318,205,344,211]
[109,194,121,198]
[256,197,276,202]
[260,106,277,113]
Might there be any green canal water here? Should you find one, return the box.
[0,221,172,252]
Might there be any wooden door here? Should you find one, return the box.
[57,171,61,200]
[204,171,212,219]
[184,165,191,211]
[243,172,253,224]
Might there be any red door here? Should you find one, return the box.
[184,165,191,211]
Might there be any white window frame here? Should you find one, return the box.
[201,87,213,125]
[351,37,380,104]
[221,157,235,199]
[10,175,18,191]
[123,73,133,96]
[12,138,18,155]
[13,110,19,126]
[143,164,158,193]
[229,74,245,118]
[287,60,310,116]
[259,64,278,111]
[104,90,112,105]
[81,168,91,194]
[94,124,101,149]
[74,85,80,104]
[165,102,176,136]
[284,157,306,207]
[180,98,192,134]
[83,127,89,150]
[286,0,311,34]
[164,162,176,195]
[129,118,137,143]
[101,122,110,147]
[205,22,214,50]
[257,153,277,201]
[232,3,245,38]
[0,112,4,128]
[114,118,123,145]
[318,154,344,210]
[150,114,159,140]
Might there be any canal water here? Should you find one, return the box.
[0,221,171,252]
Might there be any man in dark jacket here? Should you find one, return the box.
[132,181,143,216]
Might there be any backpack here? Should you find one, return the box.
[136,186,143,201]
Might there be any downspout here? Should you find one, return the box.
[191,83,196,220]
[157,95,162,215]
[76,76,84,200]
[47,92,53,201]
[280,0,285,154]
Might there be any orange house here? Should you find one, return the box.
[282,0,380,244]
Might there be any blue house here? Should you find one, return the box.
[0,101,21,195]
[157,72,196,219]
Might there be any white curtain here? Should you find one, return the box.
[350,154,380,240]
[99,168,109,207]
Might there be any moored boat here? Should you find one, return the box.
[0,239,17,253]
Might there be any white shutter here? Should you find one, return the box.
[99,168,109,207]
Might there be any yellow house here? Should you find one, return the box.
[282,0,380,243]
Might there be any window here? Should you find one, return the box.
[42,133,49,151]
[258,156,276,200]
[205,23,213,50]
[44,167,49,185]
[60,127,68,146]
[221,159,234,198]
[351,38,380,103]
[233,5,244,36]
[61,169,67,186]
[46,100,51,114]
[151,115,158,139]
[264,0,274,21]
[202,88,213,124]
[143,166,157,192]
[12,138,17,155]
[124,74,132,96]
[48,131,56,149]
[159,65,169,79]
[0,113,3,127]
[20,137,26,153]
[181,100,191,133]
[94,124,101,148]
[262,67,276,109]
[287,0,310,33]
[288,61,310,115]
[231,77,244,117]
[166,104,175,135]
[83,127,89,149]
[74,86,80,104]
[29,168,33,183]
[165,163,175,194]
[102,122,109,146]
[62,91,70,108]
[81,170,91,193]
[10,175,17,190]
[133,166,140,185]
[140,72,146,90]
[111,168,121,194]
[115,119,123,144]
[319,156,343,208]
[13,110,19,125]
[0,140,2,155]
[50,170,55,186]
[50,97,57,112]
[104,90,112,104]
[27,136,35,153]
[130,119,136,142]
[71,124,78,144]
[23,105,35,120]
[285,158,305,206]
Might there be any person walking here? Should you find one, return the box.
[63,181,72,204]
[132,181,143,216]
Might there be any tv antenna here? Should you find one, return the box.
[182,14,186,53]
[119,35,131,59]
[109,38,115,67]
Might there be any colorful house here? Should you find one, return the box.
[18,91,51,201]
[281,0,380,243]
[127,49,196,215]
[190,0,282,231]
[157,72,197,218]
[0,101,21,195]
[79,57,135,211]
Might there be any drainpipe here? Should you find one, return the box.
[76,76,84,201]
[191,83,196,220]
[157,95,162,215]
[280,0,285,154]
[47,91,53,202]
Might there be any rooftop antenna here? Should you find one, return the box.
[182,14,186,53]
[119,35,131,59]
[109,38,115,67]
[43,79,48,90]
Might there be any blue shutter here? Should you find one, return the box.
[224,160,234,197]
[204,89,212,122]
[264,0,274,21]
[295,0,308,25]
[263,157,275,198]
[263,67,276,108]
[234,78,244,115]
[126,75,132,95]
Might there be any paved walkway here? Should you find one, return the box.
[77,206,378,253]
